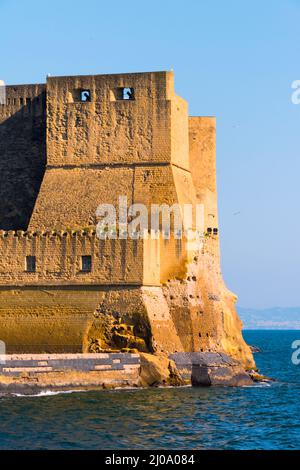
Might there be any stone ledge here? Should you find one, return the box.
[170,352,253,387]
[0,353,141,377]
[3,366,53,373]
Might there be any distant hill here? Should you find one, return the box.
[237,306,300,330]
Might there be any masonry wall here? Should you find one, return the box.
[0,352,140,377]
[189,117,219,236]
[0,353,141,391]
[28,72,198,232]
[46,71,173,166]
[0,230,162,286]
[0,84,46,230]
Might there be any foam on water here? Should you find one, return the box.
[13,389,86,398]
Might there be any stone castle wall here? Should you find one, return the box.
[0,84,46,230]
[28,71,193,231]
[0,229,159,285]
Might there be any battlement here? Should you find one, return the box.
[0,230,160,286]
[0,84,46,117]
[0,228,97,239]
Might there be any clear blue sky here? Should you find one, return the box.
[1,0,299,308]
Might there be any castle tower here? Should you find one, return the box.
[0,72,254,368]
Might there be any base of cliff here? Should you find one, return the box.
[138,353,185,387]
[170,352,254,387]
[0,352,257,395]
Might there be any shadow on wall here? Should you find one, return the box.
[0,94,46,230]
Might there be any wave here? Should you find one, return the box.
[12,389,87,398]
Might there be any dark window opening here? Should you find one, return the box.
[26,98,31,105]
[213,228,218,235]
[81,255,92,272]
[75,116,82,127]
[80,89,91,102]
[71,89,92,103]
[26,256,36,273]
[122,87,134,100]
[112,87,135,101]
[207,227,212,234]
[20,98,24,105]
[143,170,150,182]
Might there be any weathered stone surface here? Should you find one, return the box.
[0,352,142,394]
[0,352,140,375]
[0,351,254,391]
[170,352,253,387]
[0,85,46,231]
[0,71,255,372]
[139,353,184,387]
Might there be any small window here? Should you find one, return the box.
[75,116,82,127]
[80,89,91,102]
[26,256,36,273]
[213,228,218,235]
[111,87,135,101]
[70,88,91,103]
[207,227,212,234]
[20,98,24,105]
[81,255,92,272]
[122,87,134,100]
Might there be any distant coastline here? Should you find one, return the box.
[238,306,300,330]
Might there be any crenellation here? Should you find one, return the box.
[0,232,162,286]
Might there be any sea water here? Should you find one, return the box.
[0,330,299,450]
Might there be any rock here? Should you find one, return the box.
[247,369,273,382]
[170,352,253,387]
[249,345,262,353]
[139,353,184,387]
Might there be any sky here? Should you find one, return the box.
[0,0,299,308]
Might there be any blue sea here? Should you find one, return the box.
[0,330,300,450]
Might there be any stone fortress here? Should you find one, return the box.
[0,71,255,374]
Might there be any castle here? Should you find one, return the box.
[0,71,254,369]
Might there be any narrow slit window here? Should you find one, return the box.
[81,255,92,272]
[26,256,36,273]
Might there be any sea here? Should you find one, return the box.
[0,330,300,450]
